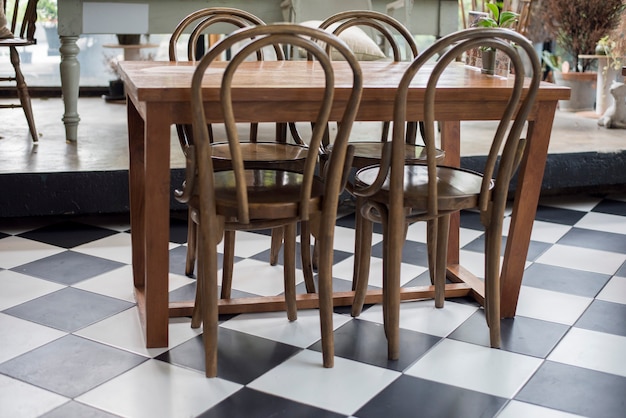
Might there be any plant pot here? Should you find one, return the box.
[116,34,141,45]
[553,71,597,112]
[104,79,125,102]
[481,49,496,75]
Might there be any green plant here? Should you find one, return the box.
[37,0,57,25]
[540,0,625,72]
[474,1,519,29]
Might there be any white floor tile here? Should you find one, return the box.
[0,270,65,311]
[0,236,64,269]
[538,196,602,212]
[248,349,400,416]
[229,231,272,258]
[220,309,351,348]
[404,339,542,398]
[515,286,592,325]
[0,374,68,418]
[357,299,478,337]
[596,275,626,304]
[332,256,427,288]
[517,219,572,244]
[575,211,626,235]
[0,313,66,364]
[228,258,303,296]
[535,244,626,275]
[75,308,201,357]
[73,232,133,264]
[548,327,626,378]
[498,400,585,418]
[77,359,241,418]
[72,265,136,302]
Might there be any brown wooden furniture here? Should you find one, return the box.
[351,28,542,360]
[168,8,313,295]
[182,24,362,376]
[0,0,38,142]
[118,48,569,350]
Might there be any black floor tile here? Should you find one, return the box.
[534,205,587,226]
[449,311,569,358]
[558,227,626,254]
[574,299,626,337]
[0,335,147,398]
[199,387,346,418]
[371,239,429,267]
[17,221,119,248]
[516,361,626,418]
[309,319,441,372]
[4,287,134,332]
[156,327,302,385]
[462,235,552,262]
[592,198,626,217]
[41,400,121,418]
[522,263,612,298]
[356,375,507,418]
[11,250,125,285]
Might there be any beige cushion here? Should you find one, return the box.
[298,20,386,61]
[0,0,14,39]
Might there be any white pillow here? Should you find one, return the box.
[298,20,386,61]
[0,0,14,39]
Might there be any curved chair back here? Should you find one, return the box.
[319,10,418,61]
[395,28,540,221]
[170,8,284,151]
[190,23,363,224]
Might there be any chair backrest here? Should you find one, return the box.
[367,27,541,221]
[190,23,363,224]
[318,10,418,62]
[3,0,37,40]
[169,7,279,62]
[170,8,284,151]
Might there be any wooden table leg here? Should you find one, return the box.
[130,101,172,348]
[440,121,461,264]
[501,101,558,318]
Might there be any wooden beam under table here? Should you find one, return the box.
[168,282,473,317]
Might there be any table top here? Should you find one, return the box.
[118,60,570,122]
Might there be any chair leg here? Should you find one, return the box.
[300,221,316,293]
[270,227,284,266]
[220,230,235,299]
[426,219,436,285]
[185,214,197,276]
[434,215,450,308]
[484,224,502,349]
[380,204,401,361]
[198,222,219,377]
[351,202,373,317]
[10,47,38,142]
[283,222,298,321]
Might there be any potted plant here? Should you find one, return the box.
[540,0,625,111]
[472,1,519,75]
[37,0,59,56]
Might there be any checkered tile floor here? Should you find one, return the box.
[1,193,625,418]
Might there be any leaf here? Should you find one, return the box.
[486,3,500,22]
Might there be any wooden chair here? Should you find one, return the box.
[309,11,444,286]
[169,8,315,297]
[0,0,38,142]
[180,23,362,376]
[351,27,541,359]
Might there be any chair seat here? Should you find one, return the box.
[355,164,493,211]
[211,142,309,171]
[208,169,324,220]
[325,142,444,169]
[0,37,35,47]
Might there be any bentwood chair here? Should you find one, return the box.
[310,11,444,282]
[179,23,362,376]
[170,8,314,297]
[351,27,541,359]
[0,0,38,142]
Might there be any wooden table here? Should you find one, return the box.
[118,60,570,348]
[57,0,457,142]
